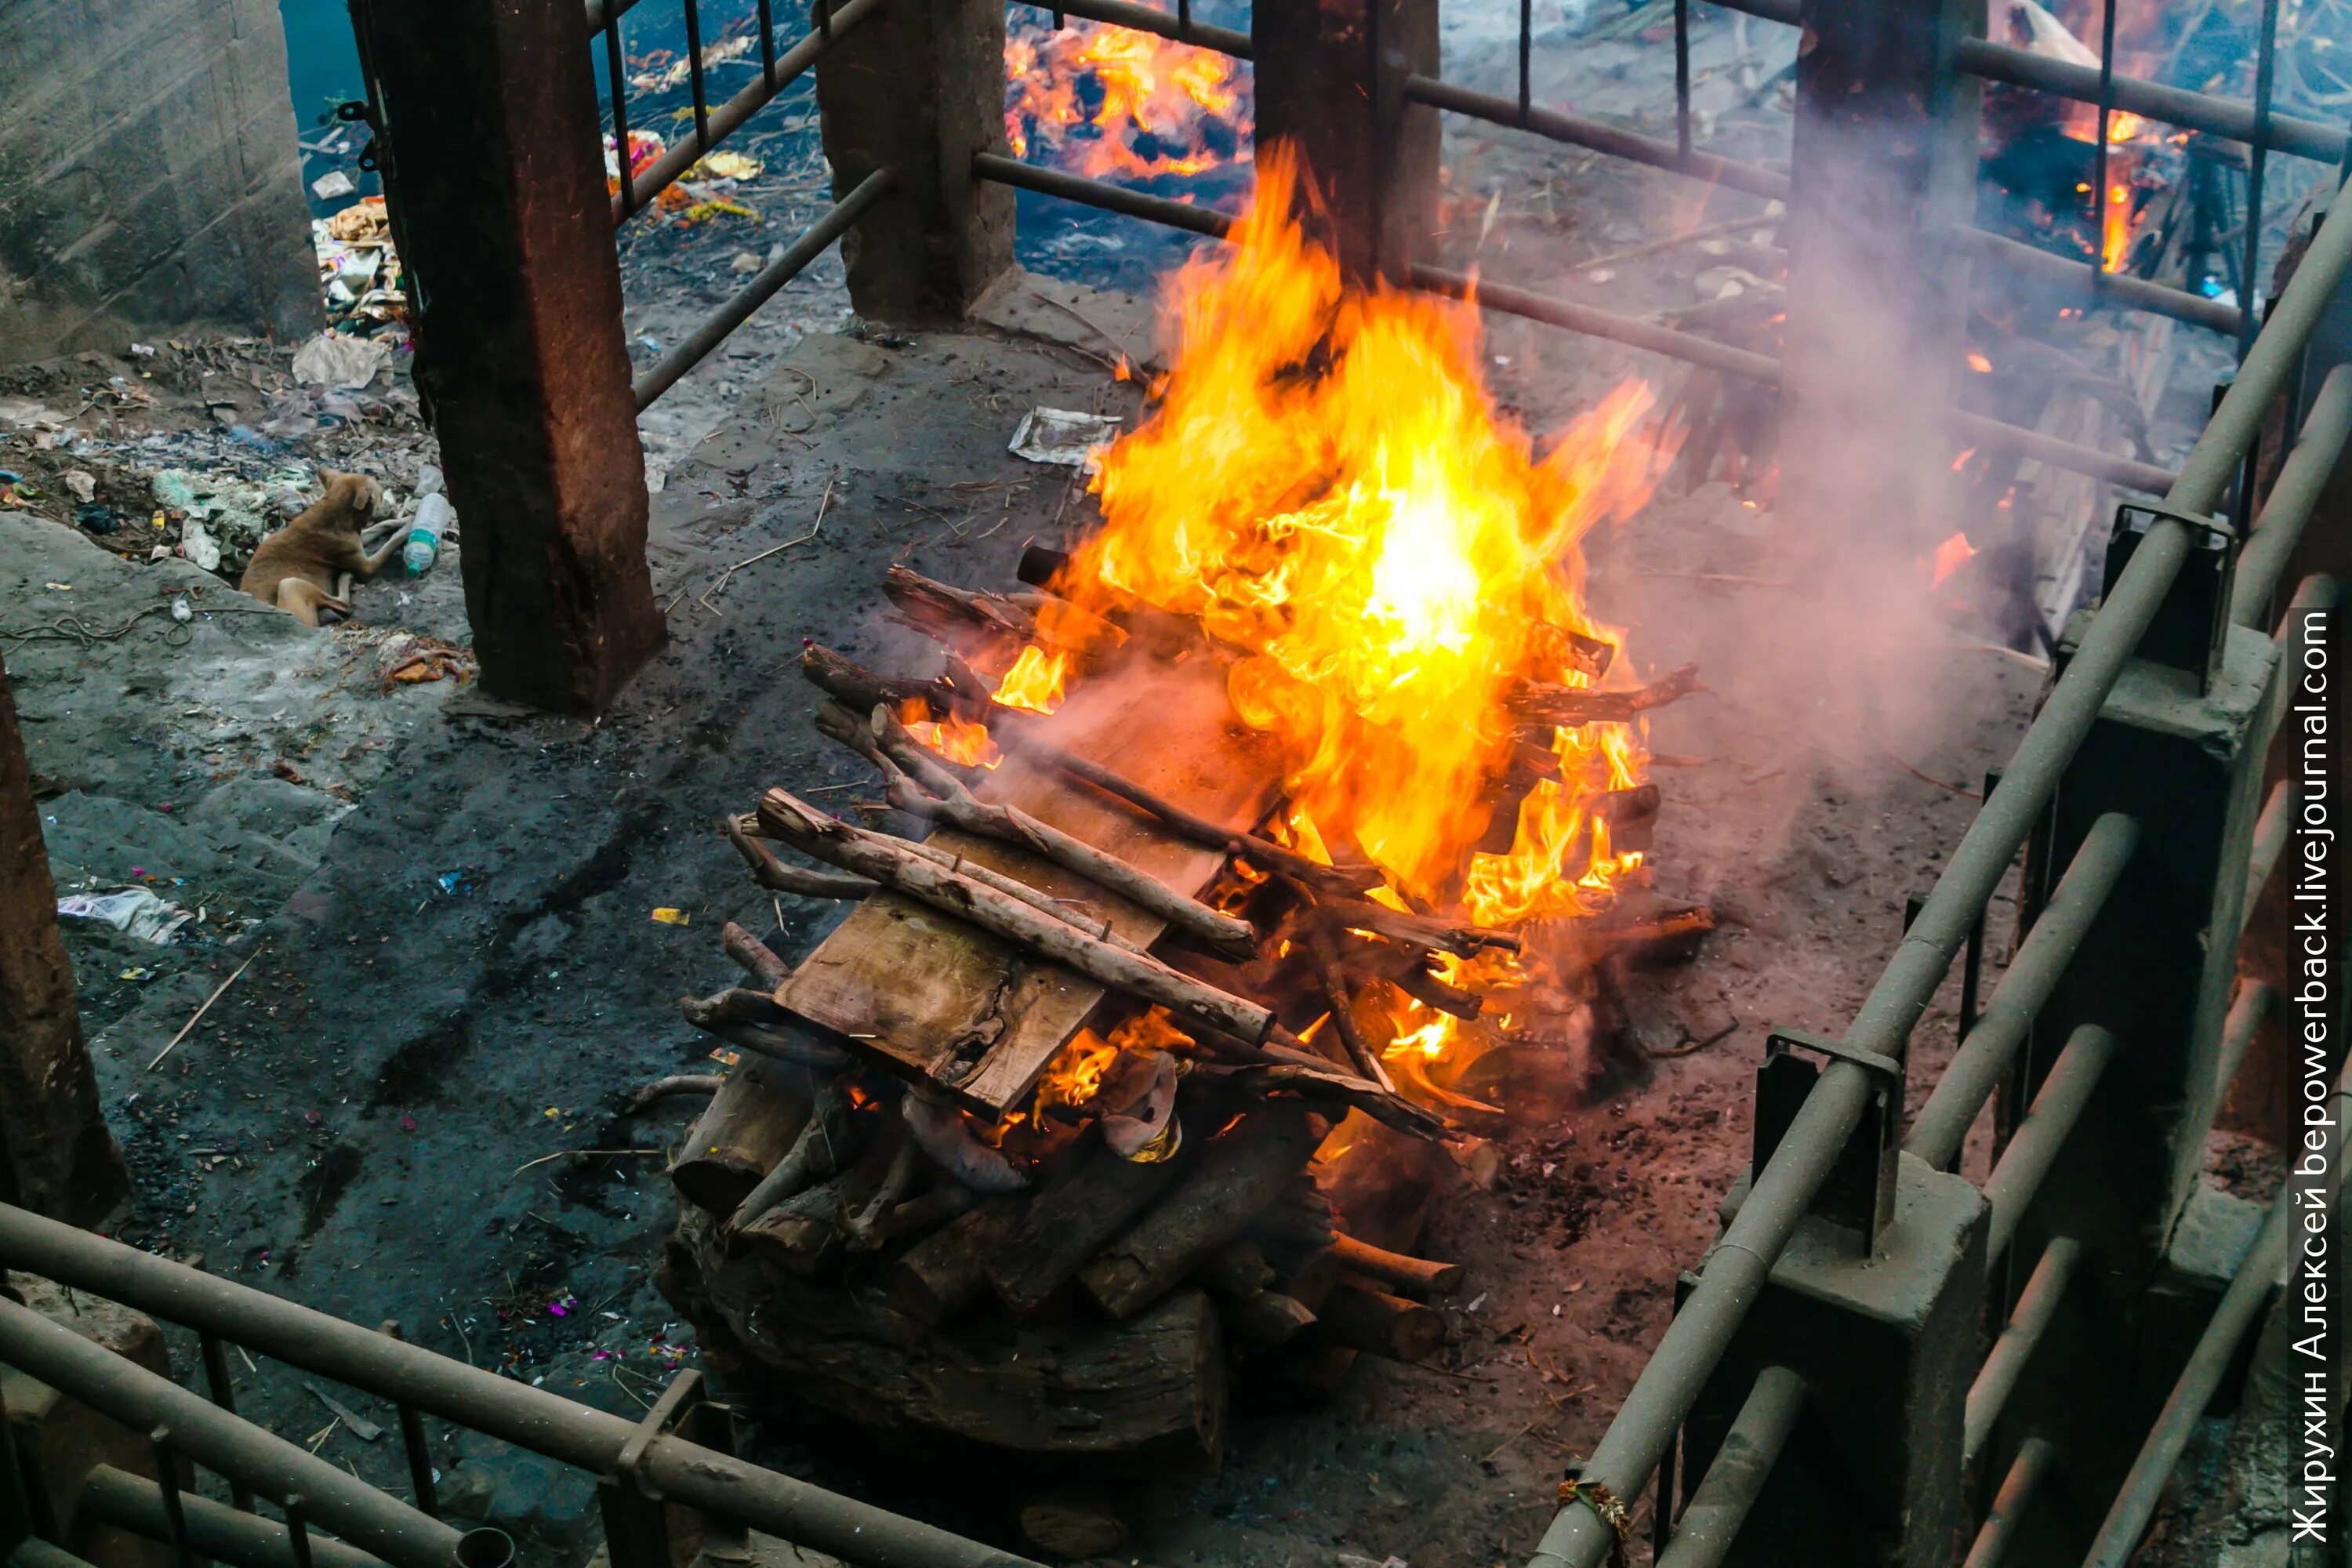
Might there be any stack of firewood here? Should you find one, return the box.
[652,561,1704,1457]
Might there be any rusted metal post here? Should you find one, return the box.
[1681,1153,1988,1566]
[350,0,664,713]
[1777,0,1984,556]
[1252,0,1439,284]
[0,657,129,1229]
[814,0,1014,322]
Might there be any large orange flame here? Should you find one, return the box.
[1019,149,1666,953]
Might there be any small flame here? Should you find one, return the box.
[1929,531,1977,589]
[992,644,1070,714]
[2101,183,2133,273]
[902,704,1003,769]
[1965,351,1993,374]
[2107,111,2143,142]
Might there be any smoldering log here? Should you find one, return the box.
[1508,663,1704,729]
[986,1131,1189,1316]
[800,641,987,722]
[882,566,1123,658]
[672,1058,812,1216]
[1306,1282,1445,1362]
[757,787,1280,1045]
[1079,1108,1327,1321]
[1327,1233,1465,1297]
[1294,886,1520,959]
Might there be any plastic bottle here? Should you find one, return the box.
[404,492,455,575]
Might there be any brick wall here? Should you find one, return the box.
[0,0,320,365]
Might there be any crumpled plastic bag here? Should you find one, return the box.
[1008,407,1123,470]
[292,332,391,390]
[56,888,195,945]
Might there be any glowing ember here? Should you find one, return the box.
[1005,19,1252,181]
[1929,531,1977,590]
[2100,182,2134,273]
[1966,351,1994,374]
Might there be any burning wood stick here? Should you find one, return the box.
[800,641,988,723]
[1308,929,1398,1092]
[1508,663,1704,729]
[882,565,1123,657]
[1291,883,1520,959]
[823,701,1260,957]
[757,787,1282,1045]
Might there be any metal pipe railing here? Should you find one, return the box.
[1400,74,1791,201]
[634,169,897,409]
[1962,1239,2080,1466]
[972,152,1233,238]
[1980,1025,2119,1261]
[1906,813,2140,1171]
[1530,160,2352,1568]
[2081,1052,2352,1568]
[0,1206,1038,1568]
[79,1467,383,1568]
[613,0,885,223]
[1017,0,1250,58]
[0,1301,458,1568]
[2234,372,2352,624]
[1651,1368,1806,1568]
[1947,225,2244,336]
[2212,979,2274,1103]
[2243,779,2294,921]
[1960,1436,2056,1568]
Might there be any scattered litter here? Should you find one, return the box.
[74,503,118,535]
[62,471,96,503]
[437,870,474,896]
[56,889,194,946]
[1007,408,1122,468]
[402,492,455,575]
[690,149,764,181]
[303,1384,383,1443]
[651,907,691,926]
[148,950,260,1070]
[310,170,358,201]
[292,332,393,391]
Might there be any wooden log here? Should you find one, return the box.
[629,1074,724,1111]
[1327,1233,1465,1297]
[1508,662,1704,729]
[1224,1290,1317,1348]
[800,641,986,721]
[1295,887,1521,958]
[720,920,791,988]
[671,1058,811,1216]
[724,814,876,899]
[662,1207,1229,1458]
[1079,1108,1326,1321]
[1198,1238,1275,1299]
[1309,1281,1444,1362]
[869,1181,978,1246]
[758,787,1281,1046]
[681,987,793,1029]
[681,1007,853,1073]
[882,565,1123,658]
[727,1078,854,1229]
[738,1109,906,1273]
[986,1131,1189,1316]
[891,1197,1022,1323]
[1308,930,1398,1091]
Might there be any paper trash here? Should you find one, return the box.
[1008,408,1122,469]
[57,889,195,946]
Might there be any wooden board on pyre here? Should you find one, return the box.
[775,654,1284,1116]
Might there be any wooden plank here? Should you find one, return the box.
[775,655,1281,1116]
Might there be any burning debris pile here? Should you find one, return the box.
[655,157,1707,1454]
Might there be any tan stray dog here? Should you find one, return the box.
[239,470,399,626]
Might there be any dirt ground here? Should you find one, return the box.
[0,9,2270,1568]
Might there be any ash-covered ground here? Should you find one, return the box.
[0,5,2271,1566]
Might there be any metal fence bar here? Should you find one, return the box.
[583,0,645,32]
[1650,1368,1806,1568]
[604,13,639,220]
[2242,0,2282,354]
[1907,813,2140,1171]
[2092,0,2117,288]
[2081,1051,2352,1568]
[11,1543,99,1568]
[0,1301,459,1568]
[1402,74,1791,200]
[78,1465,382,1568]
[1962,1238,2081,1466]
[633,168,896,408]
[1960,1436,2056,1568]
[2234,367,2352,623]
[972,151,1235,235]
[0,1206,1040,1568]
[615,0,884,223]
[1951,225,2244,335]
[1672,0,1690,162]
[1980,1025,2120,1260]
[197,1333,255,1513]
[2213,979,2274,1102]
[682,0,712,152]
[1016,0,1251,57]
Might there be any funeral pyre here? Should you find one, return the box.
[655,151,1708,1458]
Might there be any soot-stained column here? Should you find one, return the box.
[1253,0,1439,285]
[354,0,664,713]
[1779,0,1984,557]
[0,658,129,1227]
[815,0,1014,322]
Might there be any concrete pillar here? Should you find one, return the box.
[1987,609,2278,1558]
[0,659,129,1229]
[815,0,1014,323]
[350,0,664,713]
[1252,0,1439,284]
[1777,0,1982,559]
[1685,1154,1989,1567]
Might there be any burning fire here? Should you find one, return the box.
[985,147,1671,1070]
[1929,531,1977,589]
[1005,19,1252,180]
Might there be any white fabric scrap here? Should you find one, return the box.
[57,889,195,946]
[292,332,391,390]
